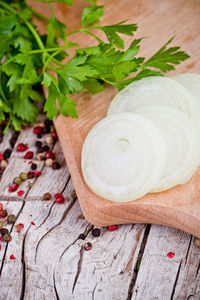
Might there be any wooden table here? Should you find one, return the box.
[0,125,200,300]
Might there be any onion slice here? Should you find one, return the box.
[107,76,200,128]
[81,112,166,202]
[135,107,200,192]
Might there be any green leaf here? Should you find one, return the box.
[83,78,104,94]
[44,83,58,120]
[11,115,22,131]
[58,95,77,118]
[58,73,84,93]
[112,61,137,80]
[42,72,60,92]
[2,63,22,92]
[76,46,101,56]
[85,0,97,5]
[82,6,104,28]
[13,36,32,52]
[143,37,190,72]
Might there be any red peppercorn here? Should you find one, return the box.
[54,193,62,200]
[0,210,7,218]
[33,171,41,177]
[16,143,28,152]
[55,195,65,204]
[84,242,92,251]
[45,151,55,160]
[15,223,24,233]
[9,183,19,193]
[0,153,3,161]
[33,126,42,135]
[17,190,24,197]
[167,252,175,258]
[106,225,118,231]
[10,254,16,260]
[24,151,34,159]
[27,171,34,179]
[51,132,57,140]
[0,203,3,211]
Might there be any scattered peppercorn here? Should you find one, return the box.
[78,233,86,240]
[3,149,12,159]
[7,214,16,224]
[24,151,34,159]
[37,133,42,139]
[45,135,54,145]
[42,126,50,134]
[17,143,28,152]
[10,136,18,148]
[106,225,119,231]
[36,146,44,154]
[0,210,7,218]
[35,141,42,148]
[43,193,52,200]
[84,242,92,251]
[33,126,42,135]
[9,183,19,192]
[37,153,45,161]
[2,234,12,242]
[45,151,55,160]
[15,223,24,233]
[0,221,3,229]
[0,153,3,161]
[13,177,22,185]
[31,163,37,170]
[10,254,16,260]
[0,228,9,236]
[33,171,41,177]
[92,228,100,237]
[27,171,34,179]
[71,189,77,200]
[45,119,52,127]
[0,160,8,168]
[45,158,54,167]
[52,162,60,170]
[51,132,57,140]
[20,172,28,181]
[42,145,50,152]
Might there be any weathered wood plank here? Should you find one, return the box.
[131,225,200,300]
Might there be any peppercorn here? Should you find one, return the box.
[84,242,92,251]
[0,167,5,174]
[37,153,45,161]
[13,177,22,185]
[0,209,7,218]
[52,162,60,170]
[0,160,8,168]
[20,172,28,181]
[10,137,18,148]
[35,141,42,148]
[0,221,3,229]
[92,228,100,237]
[45,151,55,160]
[42,145,50,152]
[7,214,16,224]
[17,143,28,152]
[45,119,52,127]
[24,151,34,159]
[45,158,54,167]
[13,131,19,139]
[2,234,12,242]
[37,146,44,154]
[9,183,19,192]
[37,133,42,139]
[0,228,9,236]
[78,233,86,240]
[51,132,57,140]
[43,193,52,200]
[31,163,37,170]
[42,126,50,134]
[33,126,42,135]
[45,135,54,145]
[3,149,12,160]
[71,189,77,200]
[27,171,34,179]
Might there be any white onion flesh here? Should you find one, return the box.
[81,113,166,202]
[107,76,200,128]
[135,106,200,192]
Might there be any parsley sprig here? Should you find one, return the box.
[0,0,189,131]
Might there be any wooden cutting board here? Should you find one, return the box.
[33,0,200,237]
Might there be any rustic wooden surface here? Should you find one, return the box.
[1,1,200,299]
[42,0,200,235]
[0,126,200,300]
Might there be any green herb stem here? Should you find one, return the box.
[0,1,17,14]
[31,9,50,22]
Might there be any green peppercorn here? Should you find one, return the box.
[2,234,12,242]
[0,221,3,229]
[13,177,22,185]
[43,192,52,200]
[20,172,28,181]
[7,214,16,224]
[50,125,55,133]
[71,189,77,200]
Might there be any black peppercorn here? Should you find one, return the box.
[92,228,100,237]
[45,119,52,127]
[37,147,44,154]
[52,162,60,170]
[78,233,86,240]
[37,133,42,139]
[27,171,34,179]
[42,145,50,152]
[42,126,50,134]
[3,149,12,159]
[0,228,9,237]
[31,163,37,170]
[0,209,8,218]
[35,141,42,148]
[10,137,18,148]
